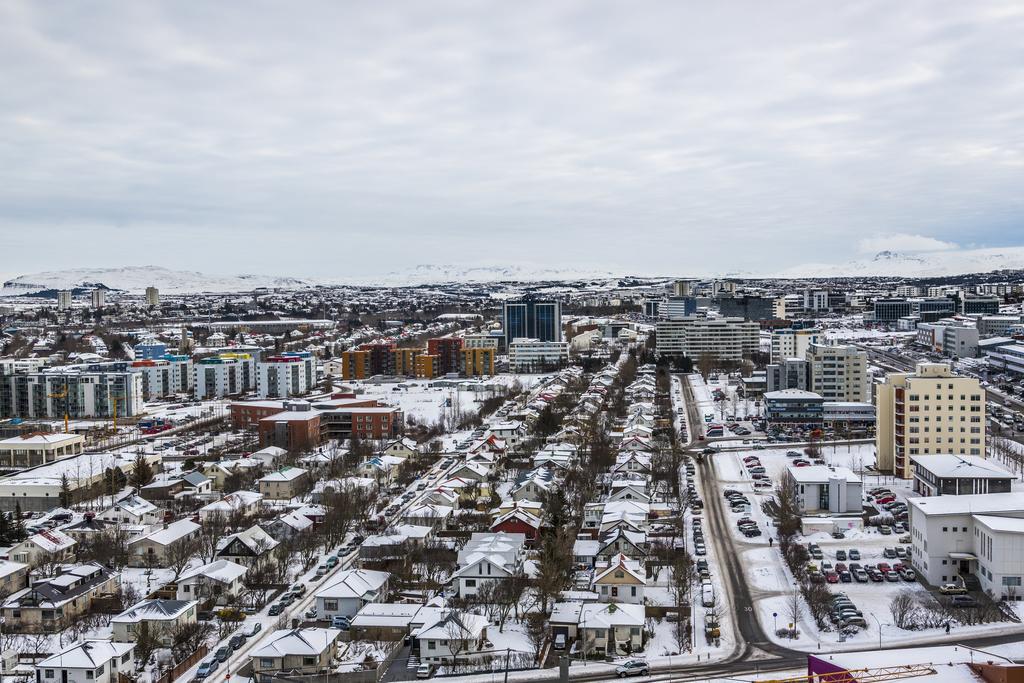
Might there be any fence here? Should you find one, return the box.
[152,644,209,683]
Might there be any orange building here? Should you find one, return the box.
[393,348,421,376]
[460,348,495,377]
[415,354,440,379]
[340,350,372,380]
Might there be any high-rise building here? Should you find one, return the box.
[876,362,985,478]
[91,289,106,309]
[766,358,810,393]
[460,348,496,377]
[770,328,821,363]
[0,371,143,420]
[663,296,697,320]
[503,299,562,348]
[193,353,255,399]
[806,343,869,403]
[256,352,316,399]
[655,317,759,362]
[427,336,464,375]
[145,286,160,307]
[57,290,73,311]
[671,280,695,297]
[718,296,776,321]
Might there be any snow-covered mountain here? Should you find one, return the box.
[335,264,621,286]
[777,247,1024,278]
[0,266,316,295]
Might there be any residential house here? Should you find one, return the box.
[176,559,247,603]
[382,438,418,459]
[198,490,264,521]
[314,569,390,620]
[128,519,202,567]
[249,628,341,683]
[111,599,198,646]
[401,504,453,530]
[216,525,280,568]
[263,509,314,542]
[489,509,542,544]
[139,472,212,501]
[413,611,489,664]
[2,563,119,632]
[98,495,163,526]
[8,530,76,567]
[597,528,647,563]
[592,554,645,604]
[258,467,309,501]
[35,640,135,683]
[452,532,525,598]
[0,559,29,596]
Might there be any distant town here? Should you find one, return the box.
[0,270,1023,683]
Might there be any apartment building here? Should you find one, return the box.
[655,317,759,362]
[806,343,869,403]
[130,355,193,399]
[0,370,144,420]
[876,363,985,479]
[424,337,460,375]
[145,286,160,307]
[257,352,316,399]
[916,321,980,359]
[460,348,495,377]
[194,353,255,399]
[770,328,820,363]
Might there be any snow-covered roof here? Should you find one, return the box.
[136,519,201,546]
[178,559,248,584]
[37,640,134,670]
[786,465,860,484]
[24,529,75,553]
[200,490,264,514]
[0,433,81,446]
[909,492,1024,517]
[910,454,1012,479]
[316,569,390,600]
[250,628,340,658]
[413,611,488,641]
[112,599,196,624]
[350,603,423,628]
[578,602,645,628]
[259,466,308,483]
[274,509,313,532]
[973,515,1024,534]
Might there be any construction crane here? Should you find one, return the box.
[762,664,937,683]
[47,385,70,434]
[110,394,125,431]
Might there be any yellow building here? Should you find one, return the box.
[876,362,986,479]
[340,350,371,380]
[460,348,495,377]
[415,354,440,379]
[393,348,421,376]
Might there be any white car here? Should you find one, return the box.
[615,659,649,678]
[416,663,435,679]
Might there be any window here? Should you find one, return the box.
[44,672,54,680]
[302,657,316,667]
[465,579,476,587]
[86,673,94,681]
[428,641,436,650]
[260,659,274,669]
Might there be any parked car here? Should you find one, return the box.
[268,603,285,616]
[615,659,650,678]
[951,595,979,608]
[195,660,219,680]
[553,633,567,650]
[939,583,968,595]
[416,663,435,679]
[229,634,246,650]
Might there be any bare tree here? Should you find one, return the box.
[890,590,920,630]
[197,511,231,563]
[784,592,803,638]
[171,621,215,663]
[166,535,202,582]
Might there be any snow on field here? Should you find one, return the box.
[350,375,545,426]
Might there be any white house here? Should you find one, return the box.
[452,532,525,598]
[35,640,135,683]
[176,560,248,602]
[111,599,198,645]
[591,554,646,604]
[413,610,489,664]
[99,495,162,526]
[314,569,391,620]
[198,490,263,521]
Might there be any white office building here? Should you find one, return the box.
[508,339,569,372]
[785,466,862,514]
[908,493,1024,598]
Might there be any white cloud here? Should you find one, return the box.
[858,233,959,254]
[0,1,1021,277]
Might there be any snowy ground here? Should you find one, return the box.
[349,375,545,426]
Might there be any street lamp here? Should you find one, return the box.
[772,611,778,635]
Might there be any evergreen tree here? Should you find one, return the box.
[59,473,72,508]
[12,503,26,542]
[129,455,154,490]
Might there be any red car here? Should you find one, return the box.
[876,496,896,505]
[835,563,848,572]
[826,572,840,584]
[893,563,904,572]
[878,563,892,573]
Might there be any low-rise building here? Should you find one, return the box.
[314,569,391,620]
[258,467,309,500]
[508,339,570,372]
[2,563,119,632]
[127,519,202,567]
[111,599,198,645]
[35,640,135,683]
[785,466,862,514]
[911,455,1013,497]
[0,433,84,470]
[176,559,247,603]
[250,628,342,683]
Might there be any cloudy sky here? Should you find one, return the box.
[2,1,1023,280]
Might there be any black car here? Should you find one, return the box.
[229,633,246,650]
[268,603,285,616]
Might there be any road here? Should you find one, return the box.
[666,370,1024,680]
